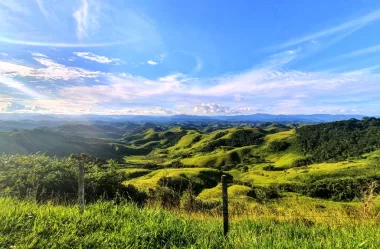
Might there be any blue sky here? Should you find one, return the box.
[1,0,380,115]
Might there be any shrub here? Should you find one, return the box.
[0,154,147,205]
[268,140,290,152]
[304,177,380,201]
[262,165,286,171]
[148,187,180,209]
[292,157,313,167]
[251,185,280,203]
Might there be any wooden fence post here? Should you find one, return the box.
[221,175,229,236]
[78,161,85,215]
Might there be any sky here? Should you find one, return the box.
[1,0,380,115]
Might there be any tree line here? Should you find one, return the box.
[296,117,380,162]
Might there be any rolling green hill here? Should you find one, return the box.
[0,129,149,159]
[1,118,379,204]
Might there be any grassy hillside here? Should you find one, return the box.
[0,129,149,159]
[1,198,379,249]
[1,118,380,248]
[1,119,379,203]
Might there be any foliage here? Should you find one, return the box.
[148,187,180,209]
[268,140,290,152]
[304,177,380,201]
[292,157,313,167]
[296,117,380,162]
[200,129,265,152]
[262,165,285,171]
[0,154,146,204]
[252,185,281,203]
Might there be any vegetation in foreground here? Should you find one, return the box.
[1,197,379,249]
[1,118,380,248]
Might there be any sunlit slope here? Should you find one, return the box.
[0,129,149,158]
[123,168,225,193]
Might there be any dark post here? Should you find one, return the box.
[221,175,229,236]
[78,161,85,215]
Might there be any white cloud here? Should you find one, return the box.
[73,0,90,40]
[54,54,380,115]
[0,58,100,81]
[108,107,173,115]
[0,0,161,49]
[74,52,123,64]
[72,0,103,40]
[193,103,231,114]
[192,103,258,115]
[59,73,185,103]
[0,53,8,56]
[146,53,167,66]
[1,102,25,112]
[147,60,158,65]
[31,52,47,57]
[1,39,380,115]
[1,101,49,113]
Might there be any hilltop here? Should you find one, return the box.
[1,118,379,204]
[1,118,380,248]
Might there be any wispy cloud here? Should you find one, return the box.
[338,43,380,59]
[35,0,53,23]
[192,103,257,114]
[271,9,380,50]
[0,57,100,81]
[0,0,161,49]
[147,60,158,65]
[30,52,47,58]
[1,100,49,113]
[1,101,26,112]
[147,54,166,65]
[0,1,29,14]
[73,0,102,40]
[0,36,132,47]
[74,52,123,64]
[73,0,90,40]
[54,58,380,115]
[2,44,380,115]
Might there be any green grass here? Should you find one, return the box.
[197,184,254,201]
[123,168,222,191]
[1,197,379,249]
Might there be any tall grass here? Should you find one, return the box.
[1,198,379,249]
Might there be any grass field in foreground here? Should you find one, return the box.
[1,198,379,249]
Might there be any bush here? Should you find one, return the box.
[262,165,286,171]
[199,129,265,152]
[304,177,380,201]
[158,176,191,193]
[268,140,290,152]
[148,187,180,209]
[252,185,280,203]
[0,154,147,205]
[292,157,313,167]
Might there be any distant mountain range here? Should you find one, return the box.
[0,113,369,124]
